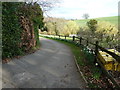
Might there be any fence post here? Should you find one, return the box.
[79,37,82,45]
[59,35,60,39]
[95,41,99,56]
[86,38,89,46]
[94,41,99,63]
[73,36,75,41]
[65,36,66,40]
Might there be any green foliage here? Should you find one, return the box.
[2,2,44,59]
[20,2,44,46]
[34,25,40,46]
[45,17,119,48]
[45,18,79,36]
[2,2,23,59]
[95,21,118,47]
[81,46,101,80]
[92,67,101,79]
[77,19,118,48]
[87,19,97,34]
[82,46,95,64]
[45,22,56,35]
[31,3,44,46]
[44,18,67,35]
[77,26,91,39]
[63,21,79,36]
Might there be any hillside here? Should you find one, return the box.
[75,16,118,27]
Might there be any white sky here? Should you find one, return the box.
[46,0,120,19]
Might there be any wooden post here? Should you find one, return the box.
[65,36,66,40]
[59,35,60,39]
[79,37,82,45]
[73,36,75,41]
[95,41,99,56]
[86,38,89,46]
[94,41,99,63]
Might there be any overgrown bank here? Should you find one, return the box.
[2,2,44,61]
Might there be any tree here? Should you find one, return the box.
[77,19,118,48]
[95,21,118,47]
[53,22,59,35]
[45,22,55,34]
[27,0,60,15]
[77,26,91,38]
[19,2,44,47]
[63,21,79,36]
[87,19,97,35]
[82,13,89,19]
[45,17,67,35]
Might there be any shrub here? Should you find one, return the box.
[2,2,44,59]
[2,2,23,59]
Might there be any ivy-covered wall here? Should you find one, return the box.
[2,2,44,59]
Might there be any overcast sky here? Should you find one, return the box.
[46,0,119,19]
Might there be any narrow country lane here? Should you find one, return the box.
[2,37,86,88]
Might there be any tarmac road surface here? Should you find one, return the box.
[2,37,86,88]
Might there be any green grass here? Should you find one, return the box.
[75,16,118,27]
[39,34,73,41]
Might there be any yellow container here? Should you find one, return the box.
[108,49,120,56]
[114,62,120,71]
[104,62,114,71]
[98,51,114,64]
[98,49,120,71]
[117,64,120,71]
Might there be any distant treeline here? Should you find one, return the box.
[42,17,119,49]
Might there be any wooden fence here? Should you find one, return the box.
[53,35,120,63]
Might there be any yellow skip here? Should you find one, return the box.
[98,49,120,71]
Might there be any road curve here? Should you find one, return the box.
[2,37,86,88]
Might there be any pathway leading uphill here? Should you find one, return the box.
[2,37,86,88]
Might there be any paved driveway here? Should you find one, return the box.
[2,37,86,88]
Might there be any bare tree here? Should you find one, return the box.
[82,13,89,19]
[22,0,60,12]
[30,0,60,18]
[32,0,60,12]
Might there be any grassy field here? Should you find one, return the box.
[75,16,118,27]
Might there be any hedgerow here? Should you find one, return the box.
[2,2,44,59]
